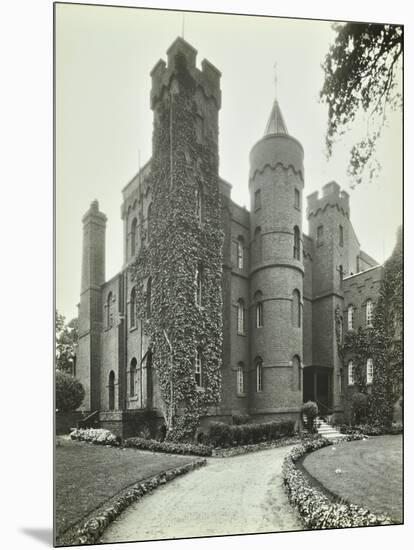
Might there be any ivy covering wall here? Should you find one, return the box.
[337,230,402,426]
[130,53,224,441]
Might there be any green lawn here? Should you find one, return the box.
[55,437,193,537]
[302,435,402,522]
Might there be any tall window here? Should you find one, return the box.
[366,358,374,385]
[146,277,152,318]
[256,358,263,392]
[195,183,203,223]
[237,299,245,334]
[130,287,136,328]
[106,292,113,329]
[147,203,152,243]
[130,358,137,397]
[195,265,202,306]
[294,188,300,210]
[339,225,344,247]
[237,363,245,394]
[237,236,244,269]
[254,226,262,263]
[255,291,263,328]
[108,370,115,410]
[347,305,354,330]
[293,226,300,260]
[317,225,324,247]
[366,299,373,326]
[130,218,137,257]
[293,355,301,391]
[195,348,202,387]
[254,189,261,210]
[292,289,301,328]
[348,360,354,386]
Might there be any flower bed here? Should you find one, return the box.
[282,436,392,529]
[339,422,403,436]
[124,437,212,457]
[57,459,206,546]
[70,428,121,446]
[208,419,295,448]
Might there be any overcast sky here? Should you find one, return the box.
[56,3,402,321]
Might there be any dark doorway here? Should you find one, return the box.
[303,366,332,415]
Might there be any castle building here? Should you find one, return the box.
[76,37,384,438]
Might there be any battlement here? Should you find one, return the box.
[306,181,350,219]
[150,37,221,110]
[82,199,107,225]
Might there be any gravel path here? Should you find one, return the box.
[100,445,302,543]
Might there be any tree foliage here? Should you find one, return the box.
[56,311,78,373]
[56,370,85,411]
[321,22,403,186]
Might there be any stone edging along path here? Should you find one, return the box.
[56,458,206,547]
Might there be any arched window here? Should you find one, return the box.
[130,218,137,257]
[106,292,113,329]
[195,265,202,306]
[195,347,202,387]
[339,265,343,288]
[366,358,374,384]
[292,289,301,328]
[195,183,203,223]
[237,236,244,269]
[348,360,354,386]
[108,370,115,410]
[130,358,137,397]
[255,291,263,328]
[292,355,301,391]
[348,305,354,330]
[130,287,136,328]
[237,363,245,394]
[293,226,300,260]
[366,300,373,326]
[256,357,263,392]
[147,203,152,243]
[237,299,245,335]
[146,277,152,318]
[254,226,262,263]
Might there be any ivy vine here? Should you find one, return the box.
[130,53,224,442]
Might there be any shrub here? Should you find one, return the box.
[208,419,295,448]
[352,392,369,424]
[124,437,212,457]
[232,414,250,425]
[56,371,85,412]
[301,401,318,432]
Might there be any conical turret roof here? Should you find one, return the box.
[264,99,288,136]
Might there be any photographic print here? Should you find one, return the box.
[55,2,403,547]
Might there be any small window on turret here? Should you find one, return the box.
[254,189,261,211]
[195,114,204,143]
[339,225,344,247]
[294,188,300,210]
[317,225,324,247]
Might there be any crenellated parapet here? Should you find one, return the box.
[249,134,304,184]
[307,181,350,219]
[150,37,221,111]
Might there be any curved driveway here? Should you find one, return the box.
[100,445,302,543]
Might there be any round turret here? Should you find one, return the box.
[248,99,304,419]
